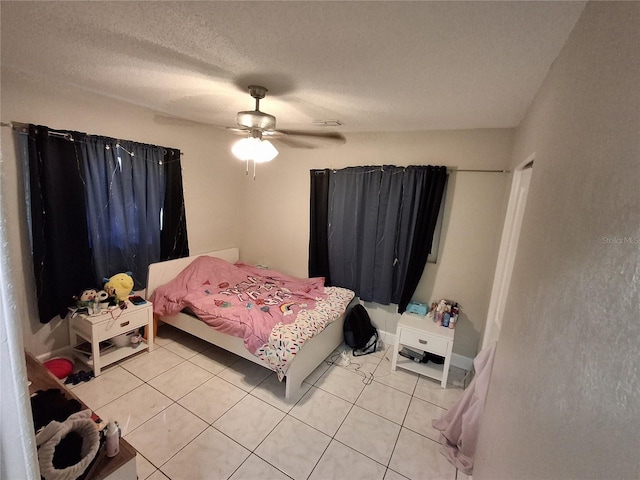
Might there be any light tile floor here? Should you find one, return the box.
[69,324,469,480]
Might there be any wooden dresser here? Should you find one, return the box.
[26,351,137,480]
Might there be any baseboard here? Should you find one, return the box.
[378,330,474,372]
[36,346,74,363]
[451,353,474,371]
[377,330,396,350]
[39,330,475,372]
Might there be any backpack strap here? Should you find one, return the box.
[353,331,378,356]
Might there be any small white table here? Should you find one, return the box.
[391,312,455,388]
[69,300,153,375]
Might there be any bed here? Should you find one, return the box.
[146,248,356,399]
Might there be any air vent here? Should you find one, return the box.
[312,120,343,127]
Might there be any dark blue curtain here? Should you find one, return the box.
[327,166,404,303]
[24,125,188,323]
[308,169,331,284]
[160,148,189,262]
[26,126,95,322]
[395,166,448,311]
[82,138,165,289]
[311,165,447,313]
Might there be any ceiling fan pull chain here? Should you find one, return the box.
[253,160,257,181]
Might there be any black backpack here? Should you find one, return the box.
[343,304,378,356]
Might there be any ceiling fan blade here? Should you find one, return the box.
[263,130,346,149]
[225,126,250,135]
[154,114,234,133]
[269,136,317,149]
[275,130,346,145]
[153,114,211,127]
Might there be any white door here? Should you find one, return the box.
[481,157,533,349]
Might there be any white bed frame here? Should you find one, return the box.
[147,248,355,399]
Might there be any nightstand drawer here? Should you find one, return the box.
[399,328,448,356]
[93,309,149,340]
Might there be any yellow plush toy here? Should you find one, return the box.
[103,272,134,302]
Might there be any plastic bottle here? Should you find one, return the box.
[450,304,459,329]
[105,420,120,457]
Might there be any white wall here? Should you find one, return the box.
[239,129,513,358]
[475,2,640,478]
[0,71,244,357]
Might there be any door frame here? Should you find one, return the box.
[481,154,534,350]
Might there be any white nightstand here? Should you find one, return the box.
[69,300,154,376]
[391,312,455,388]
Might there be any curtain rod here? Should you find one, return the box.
[1,121,182,156]
[449,168,510,173]
[1,121,28,130]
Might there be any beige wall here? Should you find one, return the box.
[1,71,512,360]
[475,2,640,478]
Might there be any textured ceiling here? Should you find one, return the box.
[1,1,585,132]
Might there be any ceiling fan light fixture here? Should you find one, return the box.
[254,139,278,163]
[232,136,278,163]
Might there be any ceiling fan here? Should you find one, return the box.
[229,85,346,151]
[227,85,345,178]
[154,84,345,177]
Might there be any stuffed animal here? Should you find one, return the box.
[72,288,109,313]
[74,288,99,310]
[79,289,98,303]
[103,272,134,301]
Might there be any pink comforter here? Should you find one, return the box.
[150,256,328,353]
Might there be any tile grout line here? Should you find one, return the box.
[80,332,461,480]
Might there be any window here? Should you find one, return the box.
[427,185,447,263]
